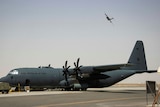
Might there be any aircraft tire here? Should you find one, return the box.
[1,90,9,94]
[72,88,80,91]
[64,88,71,91]
[81,88,87,91]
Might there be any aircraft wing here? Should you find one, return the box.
[93,63,130,73]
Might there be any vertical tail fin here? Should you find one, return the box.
[127,41,147,70]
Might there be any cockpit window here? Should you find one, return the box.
[9,70,19,75]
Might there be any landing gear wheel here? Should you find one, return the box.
[64,88,71,91]
[73,88,80,91]
[81,88,87,91]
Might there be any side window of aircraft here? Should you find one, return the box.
[8,70,19,75]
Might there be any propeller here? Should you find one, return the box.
[73,58,82,78]
[62,60,70,85]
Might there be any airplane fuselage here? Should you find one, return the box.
[0,66,136,89]
[0,41,157,90]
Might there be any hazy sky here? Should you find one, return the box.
[0,0,160,83]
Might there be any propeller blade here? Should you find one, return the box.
[77,58,80,67]
[62,60,71,84]
[67,66,70,69]
[74,62,76,67]
[65,61,68,68]
[73,58,83,79]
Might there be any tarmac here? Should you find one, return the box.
[0,86,158,107]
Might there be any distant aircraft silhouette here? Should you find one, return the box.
[105,13,114,23]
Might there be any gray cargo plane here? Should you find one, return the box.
[0,41,157,91]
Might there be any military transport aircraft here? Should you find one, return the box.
[0,41,157,91]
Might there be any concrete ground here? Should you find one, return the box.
[0,87,158,107]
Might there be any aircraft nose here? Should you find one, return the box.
[0,77,7,82]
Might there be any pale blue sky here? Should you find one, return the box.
[0,0,160,83]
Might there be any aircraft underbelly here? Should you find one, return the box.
[98,70,135,87]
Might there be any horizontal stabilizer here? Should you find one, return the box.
[135,70,157,74]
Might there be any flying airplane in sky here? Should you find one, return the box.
[0,41,157,91]
[105,13,114,23]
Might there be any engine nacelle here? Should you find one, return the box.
[59,78,79,87]
[59,78,88,90]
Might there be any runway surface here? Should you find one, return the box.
[0,87,154,107]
